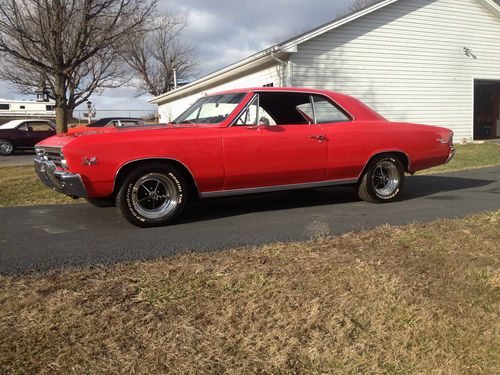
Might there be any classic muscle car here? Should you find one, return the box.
[0,119,55,156]
[34,88,455,227]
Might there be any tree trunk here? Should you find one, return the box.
[54,74,68,133]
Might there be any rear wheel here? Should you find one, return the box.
[358,155,404,203]
[0,139,15,156]
[116,163,187,227]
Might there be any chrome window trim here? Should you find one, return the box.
[310,94,317,124]
[229,93,258,127]
[200,178,358,199]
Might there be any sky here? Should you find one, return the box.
[0,0,356,118]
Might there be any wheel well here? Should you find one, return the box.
[113,159,200,200]
[360,152,410,178]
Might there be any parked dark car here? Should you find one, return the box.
[88,117,145,128]
[68,117,146,134]
[0,119,55,156]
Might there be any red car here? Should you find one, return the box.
[34,88,455,227]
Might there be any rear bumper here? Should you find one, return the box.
[34,157,88,198]
[445,147,456,164]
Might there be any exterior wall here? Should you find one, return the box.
[158,63,283,122]
[292,0,500,140]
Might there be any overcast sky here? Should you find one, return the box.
[0,0,355,117]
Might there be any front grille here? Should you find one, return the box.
[36,146,63,167]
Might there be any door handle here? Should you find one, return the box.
[309,135,328,142]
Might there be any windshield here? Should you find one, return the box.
[174,93,246,124]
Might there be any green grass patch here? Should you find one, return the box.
[0,166,74,207]
[421,142,500,174]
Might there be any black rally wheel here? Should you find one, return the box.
[358,155,405,203]
[0,139,15,156]
[116,163,187,227]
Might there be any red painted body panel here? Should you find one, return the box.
[37,88,454,199]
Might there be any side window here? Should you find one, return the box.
[17,123,28,131]
[296,102,314,124]
[312,95,351,123]
[235,95,276,126]
[119,120,143,128]
[27,122,53,132]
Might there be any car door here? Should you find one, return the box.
[12,122,32,147]
[25,121,56,146]
[308,94,362,181]
[222,92,328,190]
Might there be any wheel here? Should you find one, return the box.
[86,197,115,207]
[358,155,404,203]
[116,163,187,227]
[0,139,15,156]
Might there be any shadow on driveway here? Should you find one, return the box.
[177,174,494,224]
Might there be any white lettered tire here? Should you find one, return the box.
[358,155,405,203]
[116,163,187,227]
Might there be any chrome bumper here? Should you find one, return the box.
[34,157,88,198]
[445,147,456,164]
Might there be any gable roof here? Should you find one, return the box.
[151,0,500,104]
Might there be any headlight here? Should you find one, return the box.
[61,159,68,169]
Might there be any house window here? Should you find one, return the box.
[263,83,274,87]
[0,104,10,110]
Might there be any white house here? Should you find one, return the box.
[150,0,500,141]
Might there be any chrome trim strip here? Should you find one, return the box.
[112,157,200,194]
[200,178,358,199]
[229,93,258,127]
[445,148,456,164]
[357,150,412,178]
[310,94,317,124]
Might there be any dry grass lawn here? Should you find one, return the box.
[1,211,499,374]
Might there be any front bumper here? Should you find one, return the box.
[445,147,456,164]
[34,157,88,198]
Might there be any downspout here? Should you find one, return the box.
[270,52,292,87]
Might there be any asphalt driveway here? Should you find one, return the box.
[0,152,36,167]
[1,166,499,274]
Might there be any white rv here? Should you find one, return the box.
[0,98,56,119]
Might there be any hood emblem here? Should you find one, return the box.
[83,156,99,166]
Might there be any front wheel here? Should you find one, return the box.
[116,164,187,227]
[358,155,404,203]
[0,139,15,156]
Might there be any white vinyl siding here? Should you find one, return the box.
[158,64,283,122]
[292,0,500,140]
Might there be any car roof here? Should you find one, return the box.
[0,119,54,129]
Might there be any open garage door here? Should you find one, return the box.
[474,80,500,140]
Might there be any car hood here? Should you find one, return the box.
[36,123,217,148]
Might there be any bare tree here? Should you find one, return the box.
[0,0,158,133]
[123,15,198,97]
[349,0,381,12]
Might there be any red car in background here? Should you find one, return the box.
[34,88,455,227]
